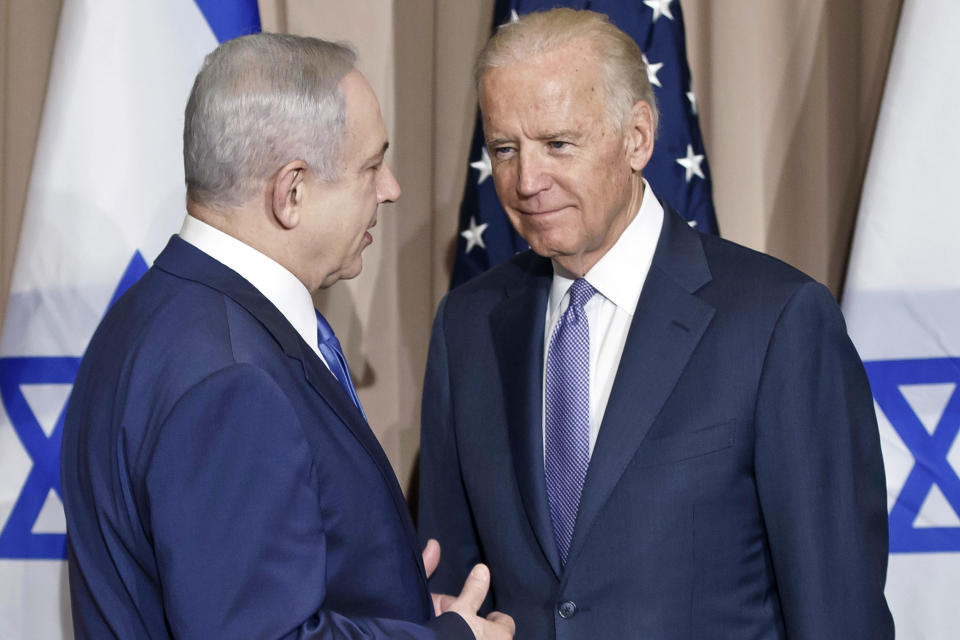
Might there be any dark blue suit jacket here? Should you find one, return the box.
[62,236,469,639]
[419,208,894,639]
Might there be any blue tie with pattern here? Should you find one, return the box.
[544,278,596,565]
[315,311,366,419]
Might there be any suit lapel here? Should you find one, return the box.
[489,256,564,577]
[154,236,426,584]
[564,208,716,571]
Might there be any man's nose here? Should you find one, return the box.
[516,150,550,197]
[377,163,402,203]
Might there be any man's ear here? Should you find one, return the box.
[272,160,308,230]
[626,100,655,173]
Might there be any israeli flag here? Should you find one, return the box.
[842,0,960,637]
[0,1,258,637]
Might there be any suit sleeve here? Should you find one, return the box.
[754,282,894,638]
[144,363,471,639]
[418,298,488,605]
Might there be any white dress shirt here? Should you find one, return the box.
[178,215,329,367]
[543,181,665,458]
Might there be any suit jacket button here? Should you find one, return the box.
[558,600,577,619]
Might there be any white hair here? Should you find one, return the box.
[184,33,357,209]
[475,8,659,133]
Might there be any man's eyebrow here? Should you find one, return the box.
[538,129,581,141]
[485,131,581,148]
[485,137,512,148]
[363,141,389,165]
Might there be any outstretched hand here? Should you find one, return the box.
[421,540,515,639]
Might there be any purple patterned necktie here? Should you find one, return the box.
[545,278,596,564]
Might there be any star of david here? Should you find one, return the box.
[0,252,148,559]
[864,357,960,553]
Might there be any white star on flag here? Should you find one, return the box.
[510,9,519,22]
[642,54,663,88]
[676,144,705,182]
[470,147,493,185]
[461,216,489,253]
[644,0,675,22]
[686,90,698,115]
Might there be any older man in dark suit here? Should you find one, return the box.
[418,9,893,639]
[61,33,513,639]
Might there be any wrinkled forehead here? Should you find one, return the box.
[479,47,609,135]
[481,44,605,106]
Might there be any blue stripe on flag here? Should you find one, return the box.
[194,0,262,43]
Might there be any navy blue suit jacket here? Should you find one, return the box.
[62,236,469,639]
[418,208,893,639]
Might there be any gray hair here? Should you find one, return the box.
[475,8,659,133]
[184,33,357,209]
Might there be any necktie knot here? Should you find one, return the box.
[567,279,596,310]
[315,311,336,344]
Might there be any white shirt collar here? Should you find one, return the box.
[548,179,664,315]
[178,215,321,355]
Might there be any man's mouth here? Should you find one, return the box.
[518,205,569,216]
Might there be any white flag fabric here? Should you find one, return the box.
[842,0,960,637]
[0,1,258,637]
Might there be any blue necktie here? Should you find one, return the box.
[315,311,366,419]
[544,278,596,565]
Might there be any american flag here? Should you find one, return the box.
[451,0,717,288]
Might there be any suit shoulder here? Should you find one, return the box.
[688,232,847,340]
[442,251,545,312]
[694,231,838,315]
[700,232,814,289]
[449,250,542,295]
[97,269,236,363]
[85,267,284,401]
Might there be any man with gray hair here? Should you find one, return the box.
[61,33,513,639]
[419,8,892,639]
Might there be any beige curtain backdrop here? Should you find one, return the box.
[0,0,901,494]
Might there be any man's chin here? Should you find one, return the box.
[540,248,595,278]
[339,261,363,282]
[318,260,363,289]
[346,256,365,278]
[524,237,570,260]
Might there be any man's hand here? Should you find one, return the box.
[423,538,452,615]
[443,564,515,639]
[423,539,442,580]
[421,540,515,639]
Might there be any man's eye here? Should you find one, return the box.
[493,146,515,159]
[548,141,569,150]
